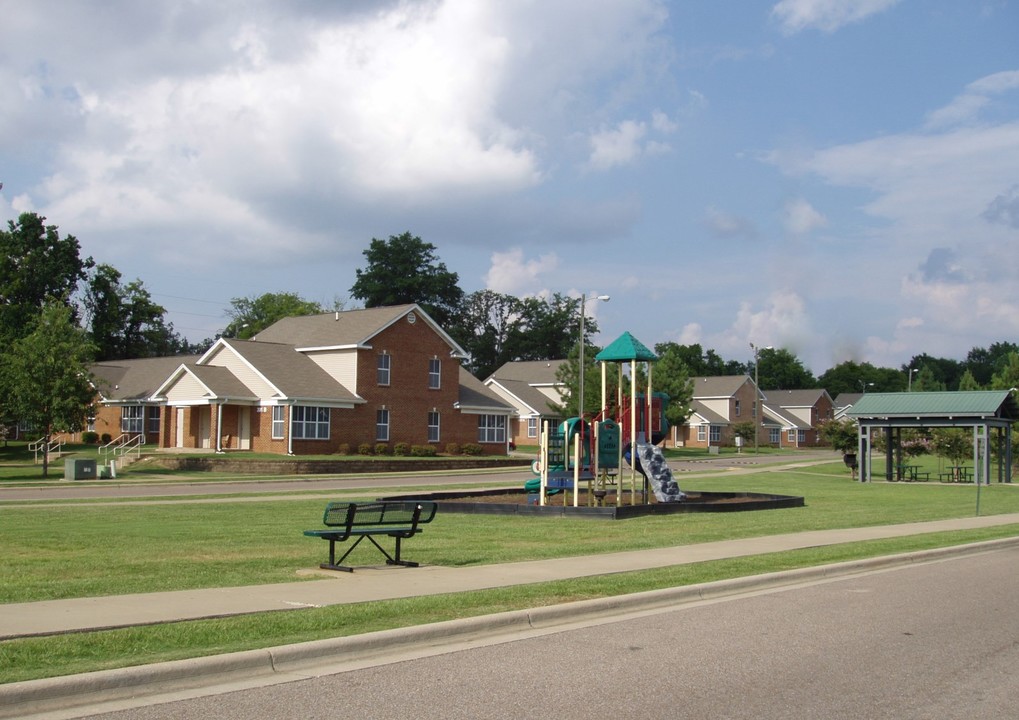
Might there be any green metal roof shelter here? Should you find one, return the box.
[847,391,1018,483]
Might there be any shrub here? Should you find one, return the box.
[411,444,437,457]
[374,443,390,456]
[81,431,99,444]
[461,443,483,456]
[100,433,112,444]
[357,443,374,455]
[444,442,460,456]
[393,442,410,456]
[337,443,351,456]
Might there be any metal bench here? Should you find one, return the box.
[304,501,438,572]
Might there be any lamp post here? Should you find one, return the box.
[860,380,874,393]
[907,368,918,391]
[578,293,610,419]
[750,342,772,454]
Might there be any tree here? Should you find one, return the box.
[990,352,1019,392]
[817,360,905,398]
[1,303,96,476]
[83,264,186,360]
[911,365,946,392]
[508,293,590,364]
[653,343,695,428]
[752,347,816,390]
[0,212,93,346]
[957,369,982,391]
[350,232,464,327]
[965,342,1019,386]
[222,292,326,339]
[451,290,524,379]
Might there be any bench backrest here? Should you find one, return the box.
[321,501,438,529]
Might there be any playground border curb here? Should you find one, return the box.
[4,536,1019,719]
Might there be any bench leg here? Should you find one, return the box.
[366,535,419,568]
[320,536,368,573]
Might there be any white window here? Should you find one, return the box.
[121,406,143,434]
[769,428,780,444]
[293,406,330,440]
[734,399,741,417]
[697,425,706,442]
[271,406,285,439]
[377,354,391,386]
[428,358,441,389]
[788,429,796,442]
[752,400,757,418]
[376,409,390,441]
[478,414,506,443]
[428,411,440,442]
[147,406,160,434]
[798,429,806,443]
[709,425,721,443]
[527,417,538,438]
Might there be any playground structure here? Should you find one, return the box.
[527,331,685,508]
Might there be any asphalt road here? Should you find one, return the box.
[84,544,1019,720]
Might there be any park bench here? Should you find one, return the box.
[304,501,438,572]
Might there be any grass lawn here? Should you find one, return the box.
[2,459,1018,683]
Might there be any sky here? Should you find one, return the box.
[2,0,1018,376]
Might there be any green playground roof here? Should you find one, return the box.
[848,391,1019,420]
[595,331,658,362]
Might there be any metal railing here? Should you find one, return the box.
[29,437,65,464]
[99,433,144,460]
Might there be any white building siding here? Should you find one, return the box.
[303,349,358,394]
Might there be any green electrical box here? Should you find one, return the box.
[64,458,97,481]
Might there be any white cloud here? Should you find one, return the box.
[782,197,827,235]
[714,290,813,362]
[587,120,648,170]
[704,206,758,239]
[771,0,902,34]
[926,69,1019,129]
[485,248,560,295]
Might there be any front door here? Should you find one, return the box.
[175,408,184,448]
[238,408,251,450]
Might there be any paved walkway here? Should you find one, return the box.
[6,512,1019,640]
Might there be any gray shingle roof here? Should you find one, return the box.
[252,304,467,358]
[690,375,752,398]
[488,359,565,384]
[91,356,201,401]
[223,339,362,403]
[488,377,561,415]
[458,368,514,411]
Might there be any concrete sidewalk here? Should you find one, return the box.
[6,512,1019,640]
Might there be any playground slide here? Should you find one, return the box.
[630,443,685,502]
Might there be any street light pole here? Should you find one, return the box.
[578,293,610,419]
[907,368,918,391]
[750,342,772,454]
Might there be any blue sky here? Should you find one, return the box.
[2,0,1017,375]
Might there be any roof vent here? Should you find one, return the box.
[407,312,416,324]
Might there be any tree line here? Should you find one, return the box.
[2,218,1017,470]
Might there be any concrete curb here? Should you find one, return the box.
[5,536,1018,719]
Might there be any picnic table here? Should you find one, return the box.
[894,465,930,482]
[939,466,973,483]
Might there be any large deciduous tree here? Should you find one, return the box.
[2,303,97,476]
[350,232,463,327]
[223,292,326,339]
[0,212,93,345]
[752,347,816,390]
[84,264,186,360]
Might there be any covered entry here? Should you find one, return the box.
[848,391,1018,483]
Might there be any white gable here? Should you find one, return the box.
[302,348,359,394]
[204,344,276,398]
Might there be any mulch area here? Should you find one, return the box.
[455,491,760,506]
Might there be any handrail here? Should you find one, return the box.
[99,433,144,459]
[29,437,65,464]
